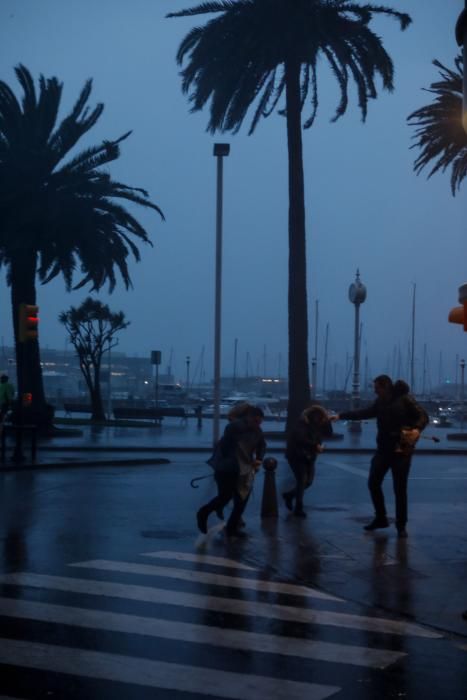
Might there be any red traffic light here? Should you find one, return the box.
[18,303,39,342]
[22,392,33,407]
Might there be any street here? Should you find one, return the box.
[0,452,466,698]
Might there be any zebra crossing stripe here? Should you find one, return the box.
[70,559,342,602]
[0,597,406,669]
[142,551,257,571]
[0,572,442,638]
[322,460,368,478]
[0,638,341,700]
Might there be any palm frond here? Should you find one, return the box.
[0,65,164,294]
[408,55,467,194]
[170,0,411,134]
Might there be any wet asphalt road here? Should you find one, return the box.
[0,451,466,699]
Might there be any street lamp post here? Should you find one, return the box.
[348,270,367,432]
[107,340,112,421]
[186,355,191,391]
[460,358,465,431]
[213,143,230,444]
[455,0,467,133]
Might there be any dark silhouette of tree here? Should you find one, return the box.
[0,65,164,430]
[408,55,467,195]
[59,297,129,422]
[168,0,411,428]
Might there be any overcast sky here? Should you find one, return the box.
[0,0,465,391]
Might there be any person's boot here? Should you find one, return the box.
[196,507,209,534]
[396,523,408,538]
[293,508,307,518]
[224,528,247,540]
[282,492,294,511]
[363,516,389,531]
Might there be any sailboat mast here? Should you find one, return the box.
[233,338,238,390]
[311,300,319,398]
[410,283,416,391]
[322,323,329,396]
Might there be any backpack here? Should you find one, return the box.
[206,438,238,473]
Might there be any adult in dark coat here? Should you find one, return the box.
[196,406,266,538]
[282,405,331,517]
[333,375,428,538]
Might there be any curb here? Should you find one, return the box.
[0,457,171,472]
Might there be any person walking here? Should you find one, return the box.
[332,375,428,538]
[0,374,14,420]
[282,405,331,517]
[197,405,266,539]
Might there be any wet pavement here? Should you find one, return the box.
[0,422,466,698]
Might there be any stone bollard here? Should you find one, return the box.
[261,457,278,518]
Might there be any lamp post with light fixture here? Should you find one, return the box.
[213,143,230,444]
[348,270,367,432]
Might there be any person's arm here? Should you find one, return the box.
[337,401,378,422]
[255,433,267,462]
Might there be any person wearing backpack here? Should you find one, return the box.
[196,405,266,538]
[282,404,331,518]
[332,375,428,538]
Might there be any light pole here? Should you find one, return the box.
[455,0,467,133]
[460,358,465,431]
[348,269,367,432]
[107,339,112,421]
[186,355,191,391]
[213,143,230,444]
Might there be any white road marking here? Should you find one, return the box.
[0,597,405,669]
[70,559,341,602]
[0,572,442,638]
[142,550,257,571]
[322,460,368,478]
[323,459,467,480]
[0,638,340,700]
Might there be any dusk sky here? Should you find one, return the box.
[0,1,465,391]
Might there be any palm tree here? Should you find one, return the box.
[408,55,467,195]
[0,65,164,430]
[168,0,411,428]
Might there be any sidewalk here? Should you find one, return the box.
[1,422,466,643]
[1,417,467,470]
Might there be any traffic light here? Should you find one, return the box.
[449,283,467,331]
[22,392,33,407]
[18,303,39,342]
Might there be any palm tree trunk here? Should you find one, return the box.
[285,59,311,431]
[10,252,49,426]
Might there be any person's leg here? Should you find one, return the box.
[197,472,235,533]
[225,490,249,536]
[365,453,391,529]
[292,458,317,517]
[391,454,411,536]
[293,462,309,516]
[303,458,316,490]
[282,458,299,510]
